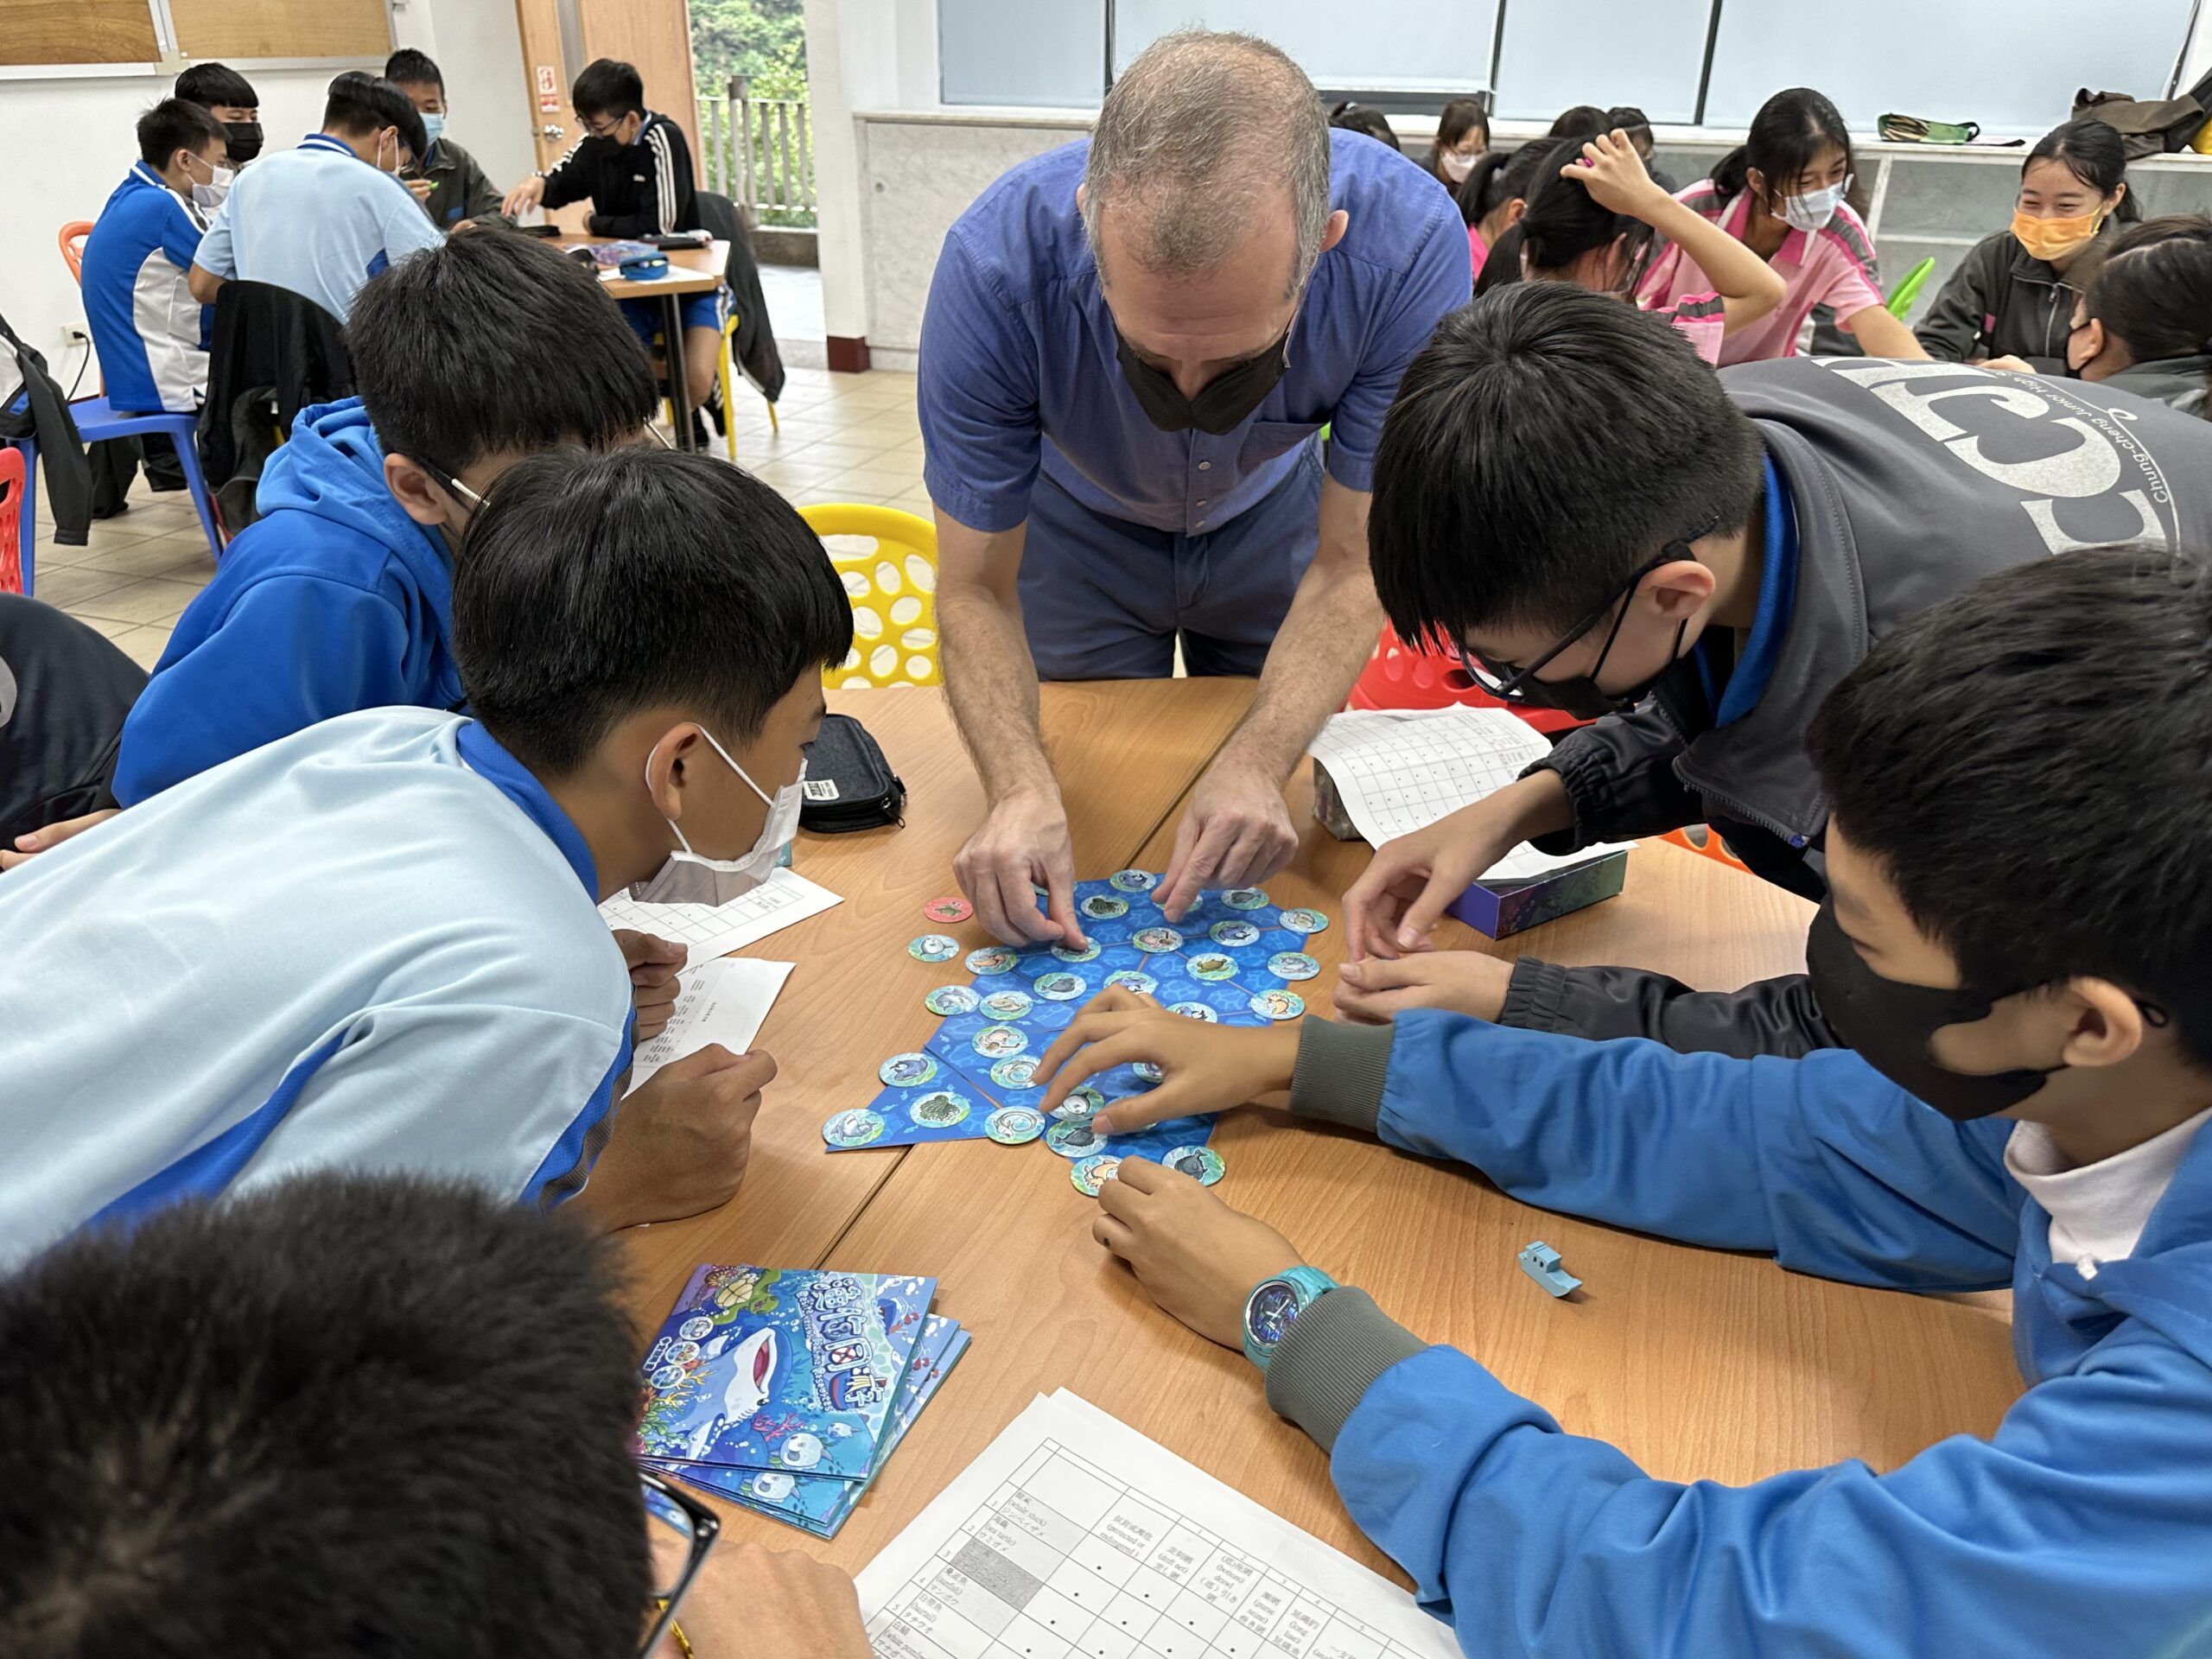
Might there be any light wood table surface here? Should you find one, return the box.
[571,234,728,451]
[621,680,2026,1586]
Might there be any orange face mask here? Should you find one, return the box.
[2012,207,2103,263]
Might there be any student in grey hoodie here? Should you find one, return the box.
[2045,213,2212,417]
[1334,284,2212,1058]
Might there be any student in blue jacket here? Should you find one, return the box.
[0,449,849,1264]
[1034,543,2212,1657]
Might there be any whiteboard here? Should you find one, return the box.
[1493,0,1713,124]
[1110,0,1500,92]
[1703,0,2196,138]
[941,0,1107,107]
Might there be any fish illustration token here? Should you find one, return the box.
[1052,938,1103,963]
[1109,869,1159,892]
[1268,952,1321,982]
[1034,971,1087,1001]
[1170,1001,1219,1021]
[1278,907,1329,935]
[924,984,979,1015]
[965,945,1019,975]
[980,989,1034,1020]
[1105,969,1158,995]
[1052,1086,1105,1122]
[1163,1144,1225,1186]
[1250,989,1306,1021]
[1071,1154,1122,1196]
[971,1024,1028,1059]
[1132,926,1184,953]
[1222,888,1269,910]
[1047,1120,1104,1158]
[986,1106,1046,1145]
[909,934,959,963]
[879,1051,938,1088]
[1132,1060,1166,1084]
[822,1109,887,1148]
[1209,920,1260,947]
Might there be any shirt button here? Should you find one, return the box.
[1198,460,1211,471]
[1196,519,1207,529]
[1196,498,1208,508]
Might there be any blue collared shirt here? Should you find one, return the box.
[918,131,1471,537]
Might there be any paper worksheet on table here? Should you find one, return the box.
[821,873,1330,1181]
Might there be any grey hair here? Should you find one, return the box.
[1082,29,1332,297]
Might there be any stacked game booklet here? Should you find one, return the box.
[634,1264,969,1539]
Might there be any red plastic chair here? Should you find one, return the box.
[1347,626,1588,735]
[60,221,92,285]
[0,446,26,596]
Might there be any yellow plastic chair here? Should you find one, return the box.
[799,504,940,687]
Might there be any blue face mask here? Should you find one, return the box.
[420,111,446,149]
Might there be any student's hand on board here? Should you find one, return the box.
[580,1045,772,1230]
[0,807,120,871]
[1333,950,1514,1025]
[501,175,547,217]
[956,785,1087,949]
[650,1538,872,1659]
[1569,129,1668,217]
[1157,756,1300,922]
[1089,1158,1306,1350]
[617,931,689,1043]
[1031,987,1300,1135]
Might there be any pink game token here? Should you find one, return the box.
[924,895,974,924]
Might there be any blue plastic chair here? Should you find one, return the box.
[5,399,225,597]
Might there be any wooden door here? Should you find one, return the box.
[512,0,591,232]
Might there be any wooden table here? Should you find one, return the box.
[622,680,2024,1586]
[575,235,728,453]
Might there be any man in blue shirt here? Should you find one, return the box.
[81,99,231,416]
[919,29,1469,947]
[189,71,442,324]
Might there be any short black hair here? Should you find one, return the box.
[1606,105,1655,145]
[0,1173,652,1658]
[1714,86,1858,214]
[1329,101,1402,152]
[174,60,256,110]
[383,47,443,92]
[2026,116,2140,224]
[1548,104,1608,137]
[137,97,228,170]
[346,229,658,474]
[1518,135,1656,282]
[324,69,428,163]
[573,58,646,120]
[455,448,852,773]
[1369,284,1764,641]
[1807,543,2212,1067]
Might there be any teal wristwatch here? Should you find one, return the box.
[1241,1266,1339,1372]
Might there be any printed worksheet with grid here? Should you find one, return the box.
[860,1392,1458,1659]
[595,868,842,959]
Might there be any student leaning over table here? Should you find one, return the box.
[1033,546,2212,1658]
[0,449,845,1262]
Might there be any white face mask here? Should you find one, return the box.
[184,155,233,212]
[629,727,804,906]
[1441,150,1477,184]
[1780,177,1849,233]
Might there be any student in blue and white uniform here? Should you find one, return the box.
[0,448,849,1266]
[189,70,442,324]
[81,99,232,416]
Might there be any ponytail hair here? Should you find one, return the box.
[1713,86,1856,213]
[1455,137,1552,231]
[2082,213,2212,415]
[1517,136,1658,289]
[1473,222,1528,297]
[2026,117,2140,224]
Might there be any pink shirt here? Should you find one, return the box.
[1644,290,1727,365]
[1468,223,1489,282]
[1636,182,1885,365]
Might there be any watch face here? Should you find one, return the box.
[1246,1280,1302,1349]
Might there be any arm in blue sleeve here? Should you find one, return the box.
[916,228,1041,534]
[160,197,204,272]
[1322,207,1471,493]
[111,574,417,803]
[1378,1010,2019,1290]
[1332,1322,2212,1659]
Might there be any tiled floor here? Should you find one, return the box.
[22,365,925,669]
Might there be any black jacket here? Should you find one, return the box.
[1500,356,2212,1058]
[196,281,353,530]
[1915,222,2120,371]
[416,137,510,231]
[541,112,699,238]
[0,313,92,549]
[0,594,144,844]
[2101,353,2212,417]
[694,189,785,402]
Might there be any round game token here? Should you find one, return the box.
[1268,951,1322,982]
[1132,925,1185,953]
[1051,938,1103,963]
[1162,1144,1226,1186]
[679,1316,714,1341]
[980,989,1034,1020]
[1033,971,1088,1001]
[1132,1060,1166,1084]
[908,1090,973,1128]
[924,984,980,1016]
[822,1109,887,1148]
[909,934,960,963]
[879,1051,938,1088]
[1249,988,1306,1021]
[1186,952,1238,982]
[1047,1119,1106,1158]
[650,1363,686,1389]
[1170,1001,1220,1022]
[1071,1154,1122,1197]
[1104,969,1159,995]
[971,1023,1028,1059]
[966,945,1020,976]
[986,1105,1047,1145]
[1209,919,1261,947]
[1277,907,1330,936]
[1109,868,1159,893]
[923,895,974,924]
[989,1056,1040,1091]
[1079,893,1129,920]
[1223,887,1270,910]
[1052,1086,1106,1123]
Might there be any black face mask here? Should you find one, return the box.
[1463,541,1704,721]
[1805,903,2056,1121]
[1113,324,1291,435]
[224,121,263,165]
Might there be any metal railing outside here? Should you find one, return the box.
[700,76,816,226]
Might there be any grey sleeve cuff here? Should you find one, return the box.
[1287,1018,1396,1135]
[1497,957,1569,1032]
[1264,1287,1427,1453]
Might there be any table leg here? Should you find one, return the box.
[664,292,696,453]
